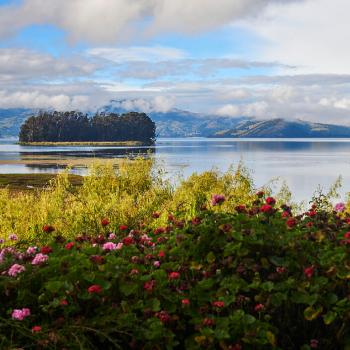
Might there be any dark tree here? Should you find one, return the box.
[19,111,156,144]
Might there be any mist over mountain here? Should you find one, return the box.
[0,100,350,139]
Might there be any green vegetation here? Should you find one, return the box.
[18,141,145,146]
[0,174,83,191]
[0,160,349,349]
[19,111,156,145]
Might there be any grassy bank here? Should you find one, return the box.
[0,173,83,191]
[18,141,147,147]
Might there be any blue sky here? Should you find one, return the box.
[1,0,350,125]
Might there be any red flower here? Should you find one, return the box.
[168,271,180,280]
[31,325,42,333]
[281,211,290,218]
[286,218,297,228]
[191,217,201,225]
[344,231,350,239]
[154,227,166,235]
[202,318,215,326]
[256,191,264,198]
[306,222,313,228]
[144,280,156,292]
[307,210,317,217]
[60,299,68,306]
[181,299,190,306]
[276,266,286,274]
[40,246,53,254]
[235,205,247,213]
[254,303,265,312]
[101,218,110,227]
[228,345,242,350]
[168,214,175,222]
[122,236,134,246]
[119,225,128,231]
[212,301,225,308]
[87,284,102,294]
[304,266,314,279]
[310,339,319,349]
[42,225,55,233]
[260,204,273,213]
[158,251,165,258]
[65,242,75,250]
[266,197,276,205]
[152,212,160,218]
[156,310,170,323]
[130,268,139,275]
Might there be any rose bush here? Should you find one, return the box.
[1,193,350,349]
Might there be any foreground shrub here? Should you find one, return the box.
[1,193,350,349]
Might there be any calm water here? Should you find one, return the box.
[1,138,350,202]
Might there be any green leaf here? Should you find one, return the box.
[323,311,337,325]
[206,251,216,264]
[45,280,64,293]
[304,305,323,321]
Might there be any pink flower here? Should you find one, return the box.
[102,242,117,251]
[8,264,25,277]
[12,308,31,320]
[108,233,116,240]
[310,339,319,348]
[181,299,190,306]
[130,268,139,275]
[116,242,123,250]
[211,194,225,206]
[153,261,161,268]
[0,238,4,244]
[31,253,49,265]
[26,246,37,255]
[304,266,315,279]
[334,202,345,212]
[9,234,17,241]
[276,266,287,274]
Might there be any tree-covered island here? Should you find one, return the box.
[19,111,156,145]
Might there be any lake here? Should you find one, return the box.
[0,137,350,202]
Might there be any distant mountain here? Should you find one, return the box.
[0,108,35,138]
[2,102,350,139]
[213,118,350,138]
[101,100,249,137]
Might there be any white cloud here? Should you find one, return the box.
[240,0,350,74]
[0,0,301,44]
[112,96,176,113]
[0,48,99,82]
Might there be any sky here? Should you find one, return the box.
[1,0,350,124]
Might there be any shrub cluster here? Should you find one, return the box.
[1,192,350,349]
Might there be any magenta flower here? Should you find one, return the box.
[31,253,48,265]
[334,202,345,212]
[9,234,18,241]
[211,194,225,206]
[8,264,25,277]
[12,308,31,320]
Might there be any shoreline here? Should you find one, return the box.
[18,141,151,147]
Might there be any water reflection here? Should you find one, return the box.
[0,138,349,201]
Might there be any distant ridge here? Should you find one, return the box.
[212,118,350,138]
[1,102,350,138]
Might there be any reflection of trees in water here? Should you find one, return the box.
[20,146,155,172]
